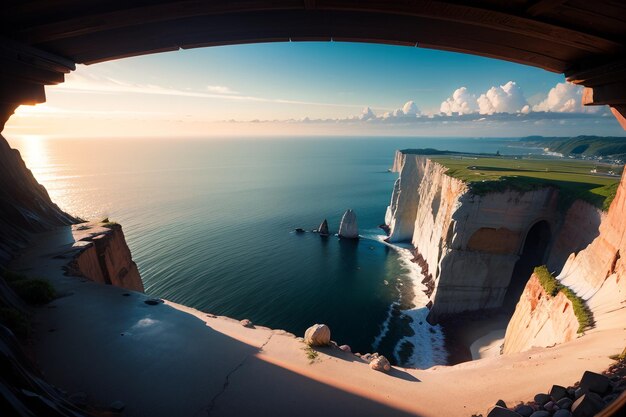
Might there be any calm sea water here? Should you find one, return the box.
[8,136,540,367]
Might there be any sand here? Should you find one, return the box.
[10,226,626,417]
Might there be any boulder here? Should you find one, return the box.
[495,399,507,408]
[529,411,550,417]
[579,371,610,395]
[550,385,569,401]
[571,393,604,417]
[369,355,391,372]
[513,405,534,417]
[487,406,520,417]
[304,324,331,346]
[534,393,551,406]
[553,411,572,417]
[338,209,359,239]
[317,219,330,236]
[339,345,351,352]
[240,319,253,328]
[556,398,573,410]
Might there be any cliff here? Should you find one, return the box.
[502,272,579,354]
[384,151,603,323]
[502,171,626,353]
[66,222,144,292]
[0,134,75,264]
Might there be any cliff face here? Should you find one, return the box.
[384,151,603,323]
[502,172,626,352]
[67,222,144,292]
[502,273,579,354]
[0,134,75,264]
[546,200,604,275]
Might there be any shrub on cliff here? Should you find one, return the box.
[1,270,56,305]
[533,266,593,333]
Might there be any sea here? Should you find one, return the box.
[7,136,544,368]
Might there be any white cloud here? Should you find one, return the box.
[359,106,376,120]
[440,87,477,115]
[382,101,421,120]
[207,85,238,95]
[477,81,528,115]
[532,82,597,113]
[402,100,420,115]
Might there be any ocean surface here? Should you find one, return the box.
[8,136,542,367]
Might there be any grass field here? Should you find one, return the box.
[430,155,622,211]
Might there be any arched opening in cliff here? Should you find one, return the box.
[503,220,551,311]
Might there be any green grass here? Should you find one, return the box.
[303,345,319,364]
[431,155,621,211]
[1,270,56,305]
[534,266,593,333]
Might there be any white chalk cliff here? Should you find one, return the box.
[384,151,603,323]
[339,209,359,239]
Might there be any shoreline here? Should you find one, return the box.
[439,310,511,365]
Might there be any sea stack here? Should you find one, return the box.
[338,209,359,239]
[317,219,330,236]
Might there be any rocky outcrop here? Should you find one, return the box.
[384,151,604,323]
[338,209,358,239]
[0,134,75,265]
[502,273,579,354]
[66,222,144,292]
[317,219,329,236]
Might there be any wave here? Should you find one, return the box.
[363,231,447,368]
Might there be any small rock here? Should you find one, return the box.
[543,401,555,411]
[317,219,330,236]
[295,228,305,233]
[529,411,550,417]
[369,355,391,372]
[487,406,520,417]
[579,371,610,395]
[550,385,568,401]
[240,319,253,328]
[534,394,551,406]
[553,410,572,417]
[602,393,618,404]
[144,298,163,305]
[513,405,534,417]
[571,393,604,417]
[567,388,576,399]
[109,400,125,412]
[304,324,331,347]
[495,399,507,408]
[339,345,351,352]
[556,398,573,410]
[574,388,584,400]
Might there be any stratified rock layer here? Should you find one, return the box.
[67,222,144,292]
[502,273,579,354]
[338,209,358,239]
[384,151,603,322]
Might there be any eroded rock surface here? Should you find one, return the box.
[338,209,358,239]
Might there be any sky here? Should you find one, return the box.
[4,42,626,138]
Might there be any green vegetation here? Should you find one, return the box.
[101,217,119,228]
[521,136,626,160]
[430,155,621,211]
[609,347,626,362]
[534,266,593,333]
[1,270,56,305]
[303,345,319,364]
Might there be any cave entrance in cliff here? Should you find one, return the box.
[503,220,551,311]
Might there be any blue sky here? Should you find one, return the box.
[6,42,625,138]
